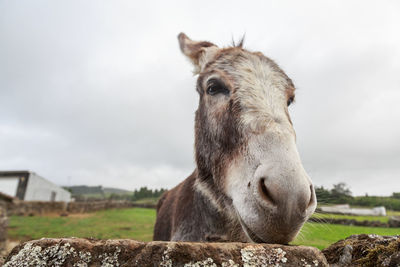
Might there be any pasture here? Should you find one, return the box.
[7,208,400,250]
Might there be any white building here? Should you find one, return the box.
[0,170,71,202]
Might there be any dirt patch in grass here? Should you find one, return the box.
[118,227,132,231]
[65,213,95,218]
[30,213,95,218]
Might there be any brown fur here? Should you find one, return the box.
[154,173,195,241]
[153,33,313,243]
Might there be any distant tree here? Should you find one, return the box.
[392,192,400,199]
[314,186,331,204]
[329,183,352,204]
[108,193,131,201]
[331,183,352,197]
[131,187,168,201]
[62,187,72,193]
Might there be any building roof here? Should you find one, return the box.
[0,170,30,176]
[0,191,15,202]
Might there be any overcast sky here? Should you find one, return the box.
[1,0,399,196]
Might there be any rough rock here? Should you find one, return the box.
[323,234,400,266]
[66,201,134,214]
[4,238,328,266]
[308,217,389,228]
[389,216,400,228]
[5,200,139,216]
[4,200,155,216]
[0,206,7,244]
[0,204,8,265]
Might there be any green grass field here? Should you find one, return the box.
[7,208,400,250]
[294,222,400,249]
[8,208,156,242]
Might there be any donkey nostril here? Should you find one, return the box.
[258,178,276,206]
[307,185,315,209]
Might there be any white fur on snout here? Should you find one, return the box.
[225,130,314,243]
[223,51,315,241]
[250,131,312,198]
[225,129,310,212]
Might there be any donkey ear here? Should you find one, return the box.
[178,33,219,73]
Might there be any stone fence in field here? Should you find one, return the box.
[4,200,156,216]
[3,235,400,266]
[4,238,328,266]
[308,216,400,228]
[0,204,8,265]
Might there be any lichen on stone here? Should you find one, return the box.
[240,245,288,267]
[300,258,320,267]
[159,244,173,267]
[300,258,311,267]
[4,241,79,267]
[160,244,239,267]
[73,250,92,267]
[99,246,121,267]
[221,259,239,267]
[183,257,217,267]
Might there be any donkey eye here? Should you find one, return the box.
[206,79,230,96]
[287,96,294,106]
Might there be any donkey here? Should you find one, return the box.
[153,33,316,244]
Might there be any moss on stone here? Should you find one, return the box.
[356,238,400,267]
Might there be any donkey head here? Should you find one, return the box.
[179,33,316,244]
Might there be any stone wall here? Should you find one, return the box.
[4,238,328,267]
[0,204,8,265]
[5,201,67,216]
[323,234,400,266]
[0,205,7,245]
[389,216,400,228]
[4,235,400,266]
[308,216,400,228]
[5,200,149,216]
[309,217,389,228]
[66,200,134,213]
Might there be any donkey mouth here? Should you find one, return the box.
[236,209,293,245]
[237,215,266,243]
[238,215,293,244]
[233,207,264,243]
